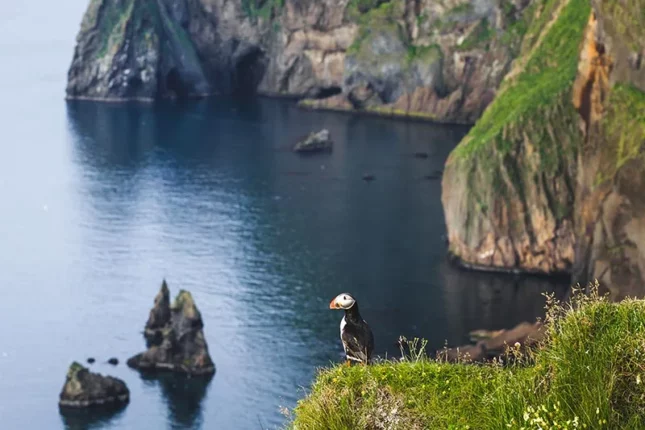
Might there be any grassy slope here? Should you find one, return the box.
[450,0,589,163]
[291,286,645,429]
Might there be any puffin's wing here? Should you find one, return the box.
[341,324,371,363]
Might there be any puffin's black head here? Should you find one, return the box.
[329,293,356,310]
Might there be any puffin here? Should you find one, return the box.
[329,293,374,365]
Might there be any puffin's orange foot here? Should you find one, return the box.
[345,360,351,367]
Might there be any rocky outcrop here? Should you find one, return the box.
[66,0,212,101]
[59,362,130,408]
[442,0,645,300]
[67,0,531,123]
[128,283,215,375]
[294,129,333,153]
[144,279,171,344]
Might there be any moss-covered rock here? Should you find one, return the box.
[59,362,129,409]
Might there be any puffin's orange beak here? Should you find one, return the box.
[329,298,338,309]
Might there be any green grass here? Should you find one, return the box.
[598,83,645,184]
[241,0,284,21]
[290,283,645,429]
[457,18,493,51]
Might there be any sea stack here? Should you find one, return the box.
[127,281,215,376]
[58,362,129,409]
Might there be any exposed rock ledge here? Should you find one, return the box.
[67,0,533,124]
[127,281,215,375]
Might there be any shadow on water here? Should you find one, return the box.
[59,403,127,430]
[140,372,214,429]
[437,258,571,346]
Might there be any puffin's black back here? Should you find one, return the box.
[341,302,374,363]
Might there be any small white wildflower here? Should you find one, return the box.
[596,407,600,415]
[514,342,521,348]
[637,374,642,385]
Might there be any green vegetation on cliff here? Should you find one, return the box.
[291,285,645,429]
[452,0,590,163]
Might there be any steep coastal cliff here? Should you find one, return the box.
[573,0,645,300]
[442,0,645,298]
[67,0,531,123]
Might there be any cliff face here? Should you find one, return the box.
[442,0,645,298]
[67,0,531,123]
[442,0,588,274]
[573,1,645,300]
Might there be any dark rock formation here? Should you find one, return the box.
[293,129,333,153]
[87,357,95,364]
[144,279,171,344]
[67,0,532,123]
[128,283,215,376]
[439,321,544,362]
[107,358,119,366]
[58,362,130,408]
[66,0,211,101]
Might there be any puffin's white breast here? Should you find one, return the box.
[340,316,347,352]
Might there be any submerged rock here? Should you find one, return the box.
[107,358,119,366]
[439,321,544,363]
[86,357,95,364]
[128,283,215,376]
[59,362,129,408]
[293,129,333,153]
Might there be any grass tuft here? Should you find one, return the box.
[290,282,645,429]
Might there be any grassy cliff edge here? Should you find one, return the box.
[290,284,645,429]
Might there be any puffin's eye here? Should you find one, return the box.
[343,296,347,300]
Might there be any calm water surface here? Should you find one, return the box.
[0,2,569,429]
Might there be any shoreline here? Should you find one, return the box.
[65,92,475,127]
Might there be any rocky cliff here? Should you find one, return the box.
[572,0,645,300]
[67,0,531,123]
[442,0,645,299]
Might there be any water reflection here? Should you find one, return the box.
[59,404,127,430]
[438,259,570,346]
[140,373,213,429]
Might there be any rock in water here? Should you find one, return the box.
[107,358,119,366]
[144,279,171,344]
[59,362,129,408]
[293,129,333,153]
[128,286,215,376]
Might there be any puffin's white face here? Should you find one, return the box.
[329,293,356,310]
